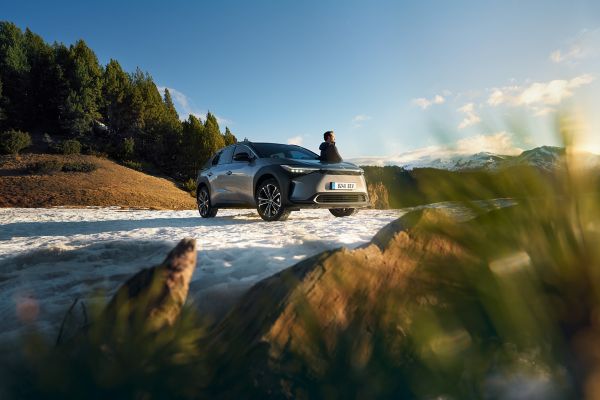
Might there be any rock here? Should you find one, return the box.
[102,238,197,333]
[367,182,390,209]
[206,209,468,397]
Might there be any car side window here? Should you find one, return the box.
[211,152,221,166]
[218,146,235,165]
[233,145,252,161]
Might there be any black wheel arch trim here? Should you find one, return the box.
[252,165,293,206]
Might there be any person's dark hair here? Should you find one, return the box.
[323,131,334,141]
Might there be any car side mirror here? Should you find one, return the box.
[233,152,252,162]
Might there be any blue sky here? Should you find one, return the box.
[4,0,600,159]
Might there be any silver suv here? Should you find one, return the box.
[195,141,369,221]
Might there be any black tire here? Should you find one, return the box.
[329,208,358,217]
[197,186,218,218]
[256,179,290,221]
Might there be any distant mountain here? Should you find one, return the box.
[351,146,600,172]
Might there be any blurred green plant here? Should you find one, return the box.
[28,160,64,174]
[0,129,31,155]
[122,160,143,171]
[183,178,197,197]
[121,137,135,159]
[5,299,211,399]
[61,139,82,155]
[61,162,97,173]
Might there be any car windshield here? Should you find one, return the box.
[251,143,319,160]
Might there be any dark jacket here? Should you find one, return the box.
[319,142,342,163]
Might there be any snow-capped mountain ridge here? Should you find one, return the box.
[351,146,599,171]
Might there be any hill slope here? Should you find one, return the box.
[0,154,196,209]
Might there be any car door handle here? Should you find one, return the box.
[226,171,232,175]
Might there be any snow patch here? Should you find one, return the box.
[0,208,402,342]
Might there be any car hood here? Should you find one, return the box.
[283,159,362,172]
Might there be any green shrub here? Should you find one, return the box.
[122,137,135,159]
[62,139,82,155]
[183,178,197,197]
[123,160,143,171]
[88,150,108,158]
[0,129,31,155]
[62,162,97,173]
[28,160,64,174]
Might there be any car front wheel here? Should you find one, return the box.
[197,186,218,218]
[256,179,290,221]
[329,208,358,217]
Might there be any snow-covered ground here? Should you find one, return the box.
[0,207,403,342]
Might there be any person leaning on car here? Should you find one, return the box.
[319,130,342,163]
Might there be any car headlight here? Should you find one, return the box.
[281,165,320,175]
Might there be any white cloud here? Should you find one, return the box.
[413,98,432,109]
[550,47,582,63]
[549,28,600,64]
[457,102,481,129]
[348,132,522,166]
[519,74,594,105]
[351,114,372,128]
[485,74,595,115]
[287,136,303,145]
[454,132,521,155]
[157,85,231,126]
[352,114,371,123]
[412,94,446,109]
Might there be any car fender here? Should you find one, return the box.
[252,165,293,206]
[196,173,212,200]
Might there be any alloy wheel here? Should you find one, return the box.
[198,189,210,217]
[257,183,282,219]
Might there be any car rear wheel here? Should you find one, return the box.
[256,179,290,221]
[329,208,358,217]
[197,186,218,218]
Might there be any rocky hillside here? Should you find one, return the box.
[0,154,196,209]
[367,181,390,209]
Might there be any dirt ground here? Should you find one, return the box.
[0,154,197,210]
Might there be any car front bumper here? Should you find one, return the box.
[285,172,370,208]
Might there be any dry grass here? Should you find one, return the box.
[0,154,196,210]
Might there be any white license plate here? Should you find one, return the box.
[330,182,355,190]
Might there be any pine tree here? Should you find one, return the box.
[0,77,4,123]
[223,126,237,146]
[60,40,102,137]
[160,88,183,171]
[204,111,225,151]
[0,22,30,129]
[24,28,65,133]
[101,59,133,135]
[163,88,179,121]
[130,68,168,162]
[179,114,206,178]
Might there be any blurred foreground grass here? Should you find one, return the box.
[2,115,600,399]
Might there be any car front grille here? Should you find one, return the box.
[314,193,367,204]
